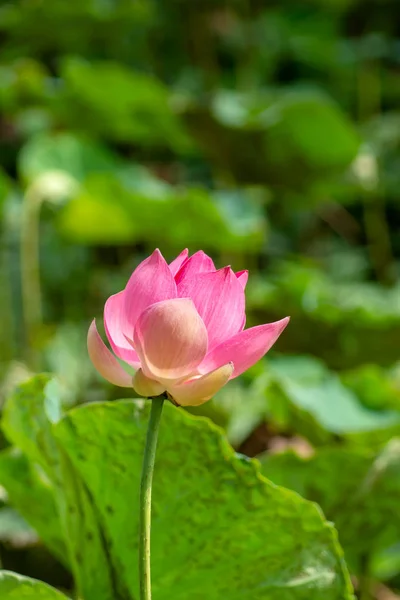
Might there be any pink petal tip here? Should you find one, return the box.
[87,319,133,388]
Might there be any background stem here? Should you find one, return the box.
[139,397,165,600]
[20,186,43,368]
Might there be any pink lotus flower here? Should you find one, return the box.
[88,249,289,406]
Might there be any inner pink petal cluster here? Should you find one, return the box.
[87,249,289,406]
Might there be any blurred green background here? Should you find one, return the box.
[0,0,400,598]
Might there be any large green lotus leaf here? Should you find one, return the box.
[1,375,353,599]
[1,375,120,600]
[53,398,353,600]
[261,440,400,574]
[0,571,70,599]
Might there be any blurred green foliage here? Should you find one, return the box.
[0,0,400,598]
[261,439,400,578]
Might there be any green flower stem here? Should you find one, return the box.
[139,396,165,600]
[20,186,43,368]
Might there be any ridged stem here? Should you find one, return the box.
[139,397,165,600]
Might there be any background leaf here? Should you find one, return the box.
[0,450,66,565]
[261,440,400,575]
[0,570,70,599]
